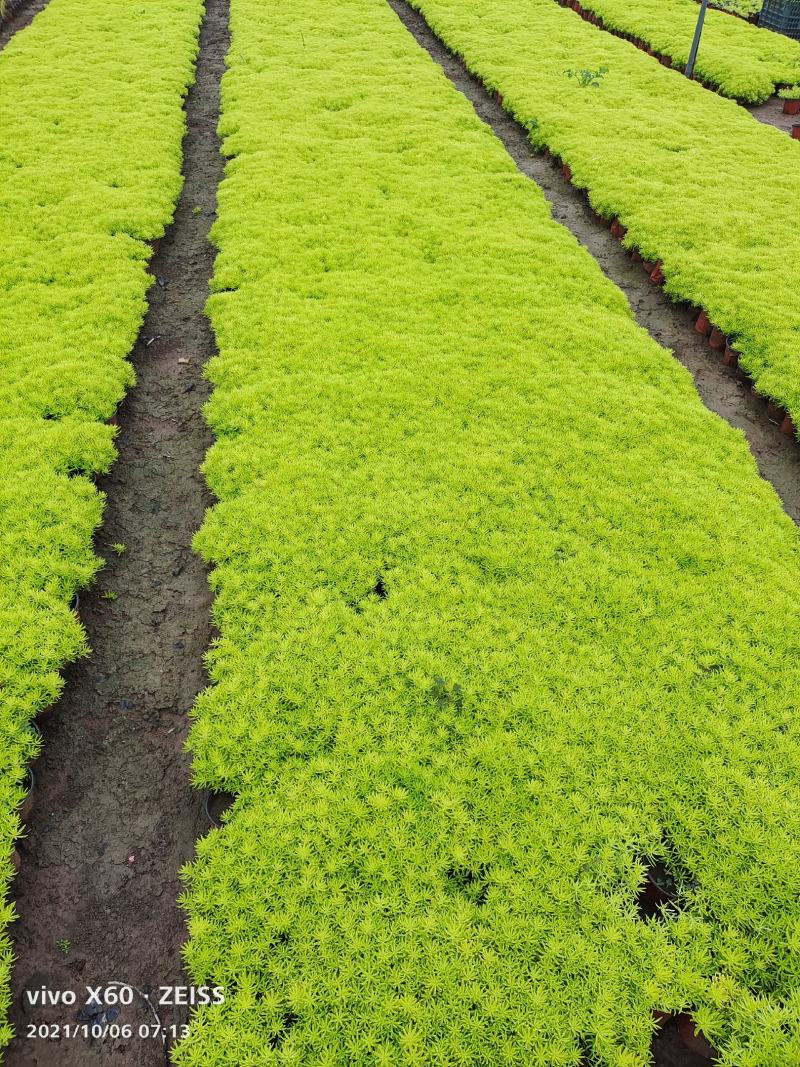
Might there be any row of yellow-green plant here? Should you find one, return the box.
[571,0,800,101]
[409,0,800,431]
[175,0,800,1062]
[0,0,203,1046]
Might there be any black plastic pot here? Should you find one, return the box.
[204,791,235,828]
[19,767,34,825]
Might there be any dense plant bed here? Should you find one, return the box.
[710,0,762,18]
[406,0,800,437]
[565,0,800,101]
[177,0,800,1062]
[0,0,203,1047]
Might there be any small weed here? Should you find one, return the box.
[56,939,70,955]
[101,589,118,601]
[111,543,126,556]
[564,66,609,88]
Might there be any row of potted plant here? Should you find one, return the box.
[540,140,799,442]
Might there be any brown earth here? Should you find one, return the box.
[748,94,800,133]
[0,0,50,50]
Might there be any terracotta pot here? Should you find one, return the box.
[494,91,503,107]
[783,99,800,116]
[781,414,796,437]
[792,124,800,141]
[642,260,655,274]
[562,163,572,181]
[677,1014,717,1060]
[722,344,738,366]
[631,249,643,263]
[708,327,726,349]
[695,310,711,335]
[650,263,665,285]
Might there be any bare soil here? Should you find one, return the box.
[389,0,800,530]
[0,0,50,50]
[747,95,799,134]
[5,0,229,1062]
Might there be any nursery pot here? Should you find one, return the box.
[28,721,42,758]
[708,326,726,349]
[694,310,711,335]
[19,767,34,826]
[792,123,800,139]
[204,791,235,828]
[677,1014,717,1060]
[784,98,800,115]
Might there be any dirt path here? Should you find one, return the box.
[0,0,50,50]
[5,0,228,1062]
[388,0,800,530]
[747,95,799,133]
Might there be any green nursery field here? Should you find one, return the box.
[4,0,800,1062]
[573,0,800,101]
[0,0,203,1046]
[408,0,800,430]
[172,0,800,1063]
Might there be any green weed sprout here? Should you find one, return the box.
[564,65,609,87]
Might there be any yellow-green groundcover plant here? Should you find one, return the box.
[0,0,203,1046]
[177,0,800,1063]
[573,0,800,101]
[716,0,763,15]
[408,0,800,431]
